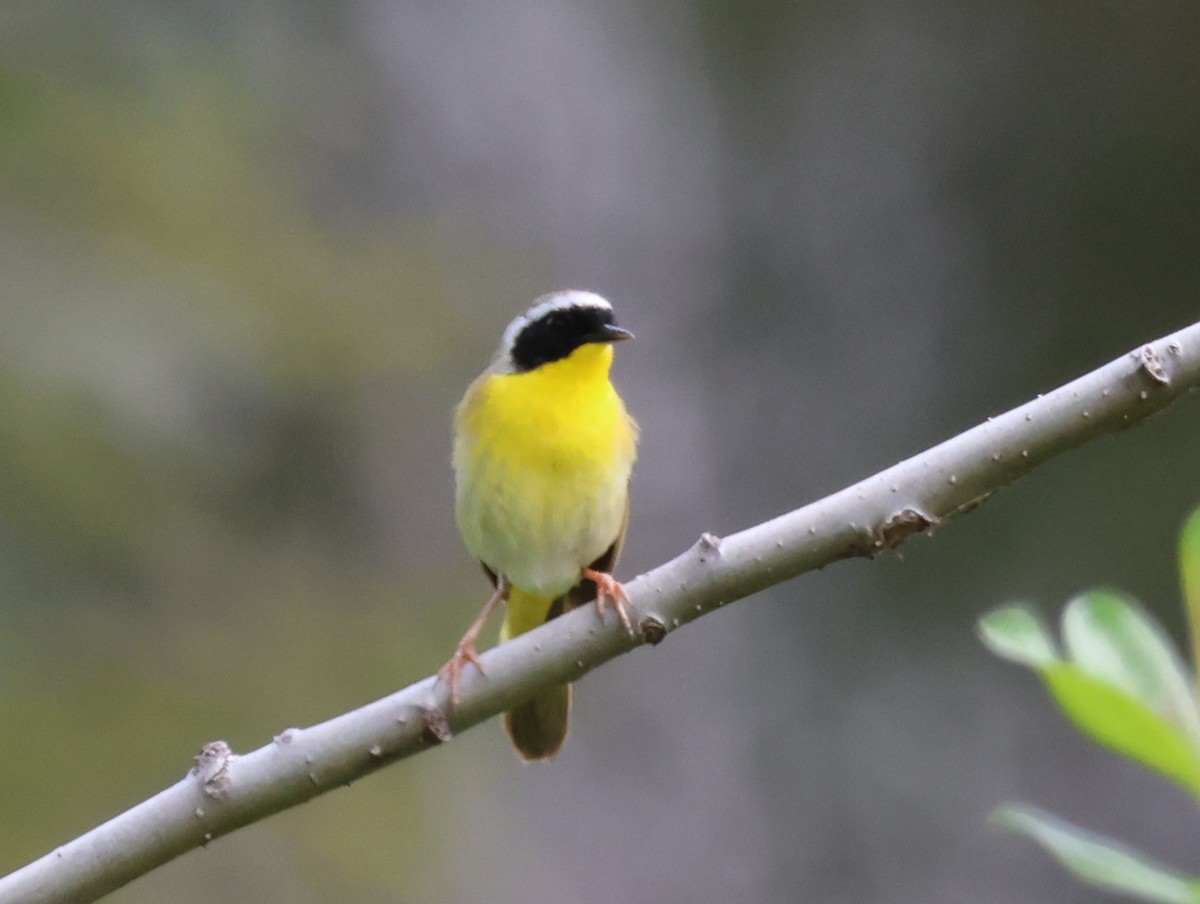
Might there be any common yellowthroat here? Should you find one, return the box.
[440,290,638,760]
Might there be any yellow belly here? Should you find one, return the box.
[453,344,637,598]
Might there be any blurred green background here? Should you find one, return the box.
[2,3,1199,902]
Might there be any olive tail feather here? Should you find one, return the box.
[504,684,571,761]
[501,588,571,761]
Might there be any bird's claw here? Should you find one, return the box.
[436,642,486,704]
[583,568,635,635]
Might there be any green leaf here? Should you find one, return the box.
[995,804,1200,904]
[1042,663,1200,797]
[981,597,1200,791]
[1061,591,1200,750]
[978,606,1059,668]
[1180,507,1200,672]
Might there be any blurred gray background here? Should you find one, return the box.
[2,3,1199,902]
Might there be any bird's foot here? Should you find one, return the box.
[435,581,508,704]
[436,640,486,705]
[582,567,634,635]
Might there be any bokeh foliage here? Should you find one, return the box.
[980,508,1200,902]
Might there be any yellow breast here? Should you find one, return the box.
[453,343,638,597]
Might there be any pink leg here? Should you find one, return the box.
[436,579,509,703]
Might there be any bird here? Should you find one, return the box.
[440,289,638,760]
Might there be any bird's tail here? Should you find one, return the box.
[501,587,570,761]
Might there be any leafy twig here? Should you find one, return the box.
[4,322,1200,904]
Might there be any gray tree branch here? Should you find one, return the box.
[4,322,1200,904]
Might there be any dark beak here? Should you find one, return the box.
[597,323,634,343]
